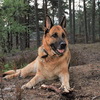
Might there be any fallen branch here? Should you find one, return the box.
[41,84,61,94]
[41,84,74,95]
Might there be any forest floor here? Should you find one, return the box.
[0,43,100,100]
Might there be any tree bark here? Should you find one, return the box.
[27,0,30,48]
[83,0,88,43]
[87,17,91,37]
[20,33,25,50]
[91,0,95,43]
[7,32,9,52]
[10,32,13,50]
[16,33,19,49]
[44,0,47,16]
[7,31,13,52]
[52,8,55,23]
[69,0,73,43]
[98,0,100,40]
[58,0,61,24]
[43,0,47,22]
[72,0,75,44]
[35,0,40,48]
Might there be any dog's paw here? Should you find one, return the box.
[60,85,73,93]
[3,75,12,80]
[21,83,35,90]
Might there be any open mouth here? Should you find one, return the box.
[57,49,65,54]
[50,44,65,56]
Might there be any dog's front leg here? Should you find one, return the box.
[59,71,70,93]
[21,73,44,89]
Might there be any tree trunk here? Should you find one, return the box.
[10,32,13,50]
[78,0,81,35]
[16,32,19,49]
[43,0,45,21]
[20,33,25,50]
[44,0,47,16]
[35,0,40,48]
[98,0,100,40]
[52,8,55,23]
[1,38,7,53]
[83,0,88,43]
[91,0,95,43]
[43,0,47,22]
[58,0,61,24]
[27,0,30,48]
[87,17,91,37]
[7,32,10,53]
[69,0,73,43]
[19,14,26,50]
[27,32,30,48]
[72,0,75,44]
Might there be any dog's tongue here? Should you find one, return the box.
[57,49,64,53]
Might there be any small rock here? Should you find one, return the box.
[3,87,14,92]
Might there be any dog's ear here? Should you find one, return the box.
[60,16,66,29]
[44,15,53,34]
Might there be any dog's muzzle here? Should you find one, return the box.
[50,41,66,56]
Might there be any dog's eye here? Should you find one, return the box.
[52,33,58,38]
[62,33,65,38]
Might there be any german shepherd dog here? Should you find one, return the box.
[3,15,71,92]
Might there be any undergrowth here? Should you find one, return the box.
[3,63,28,72]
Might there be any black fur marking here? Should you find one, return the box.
[50,44,63,56]
[45,29,49,35]
[41,49,48,58]
[2,73,7,77]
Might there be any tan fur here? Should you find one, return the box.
[3,16,71,92]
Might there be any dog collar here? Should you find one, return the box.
[41,49,48,58]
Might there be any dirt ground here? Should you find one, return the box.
[0,43,100,100]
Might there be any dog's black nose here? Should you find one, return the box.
[59,42,66,49]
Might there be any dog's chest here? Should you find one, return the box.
[40,60,64,77]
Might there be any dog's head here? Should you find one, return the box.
[42,15,68,56]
